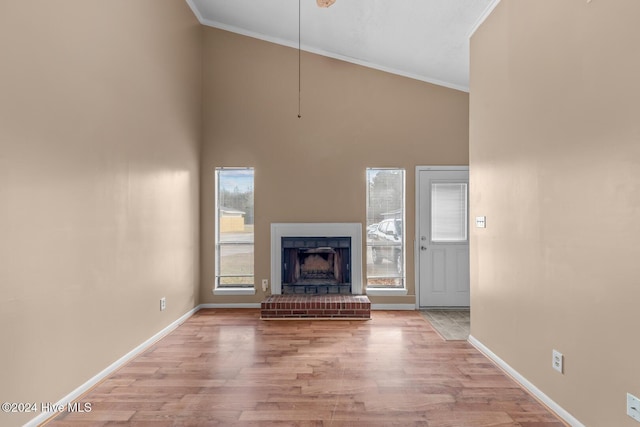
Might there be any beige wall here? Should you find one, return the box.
[200,27,469,306]
[0,1,202,425]
[470,1,640,425]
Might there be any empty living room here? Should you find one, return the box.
[1,1,639,426]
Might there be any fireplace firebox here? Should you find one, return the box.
[271,223,363,295]
[282,237,351,294]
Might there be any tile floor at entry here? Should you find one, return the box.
[46,309,565,426]
[420,309,470,341]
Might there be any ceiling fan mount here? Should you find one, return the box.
[316,0,336,7]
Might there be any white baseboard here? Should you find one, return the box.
[26,302,417,426]
[201,302,414,311]
[25,306,199,427]
[371,303,415,310]
[199,303,261,309]
[467,335,585,427]
[201,303,413,311]
[29,303,267,425]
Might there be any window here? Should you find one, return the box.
[215,168,254,288]
[366,168,405,289]
[431,183,468,242]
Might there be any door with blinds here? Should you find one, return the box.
[417,168,470,307]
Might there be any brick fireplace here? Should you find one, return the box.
[264,223,369,319]
[270,223,363,295]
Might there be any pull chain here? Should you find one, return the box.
[297,0,302,118]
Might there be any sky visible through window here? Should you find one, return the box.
[219,169,253,192]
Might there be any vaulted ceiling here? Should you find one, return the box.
[186,0,497,92]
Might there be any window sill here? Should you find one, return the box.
[366,288,408,296]
[213,287,256,296]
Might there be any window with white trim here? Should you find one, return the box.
[215,167,254,288]
[366,168,405,289]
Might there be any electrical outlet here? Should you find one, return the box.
[160,297,166,311]
[262,279,269,292]
[628,393,640,422]
[552,349,563,374]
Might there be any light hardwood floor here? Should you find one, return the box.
[45,309,565,426]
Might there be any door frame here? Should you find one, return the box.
[414,165,469,308]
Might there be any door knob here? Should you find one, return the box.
[421,246,427,251]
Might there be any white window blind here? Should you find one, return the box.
[431,183,467,242]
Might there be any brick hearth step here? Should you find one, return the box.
[261,295,371,320]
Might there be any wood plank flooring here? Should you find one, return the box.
[45,309,565,426]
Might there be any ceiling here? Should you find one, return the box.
[186,0,498,92]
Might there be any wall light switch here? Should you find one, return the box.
[475,216,486,228]
[262,279,269,292]
[628,393,640,422]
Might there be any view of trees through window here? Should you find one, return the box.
[216,168,254,287]
[366,168,405,288]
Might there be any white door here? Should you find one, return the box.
[418,168,469,307]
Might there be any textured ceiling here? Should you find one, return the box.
[186,0,497,92]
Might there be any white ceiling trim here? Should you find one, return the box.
[467,0,501,39]
[185,0,205,23]
[184,0,469,93]
[205,18,469,92]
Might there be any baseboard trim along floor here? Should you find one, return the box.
[28,306,580,426]
[25,306,199,427]
[468,335,585,427]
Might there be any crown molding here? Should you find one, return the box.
[468,0,502,39]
